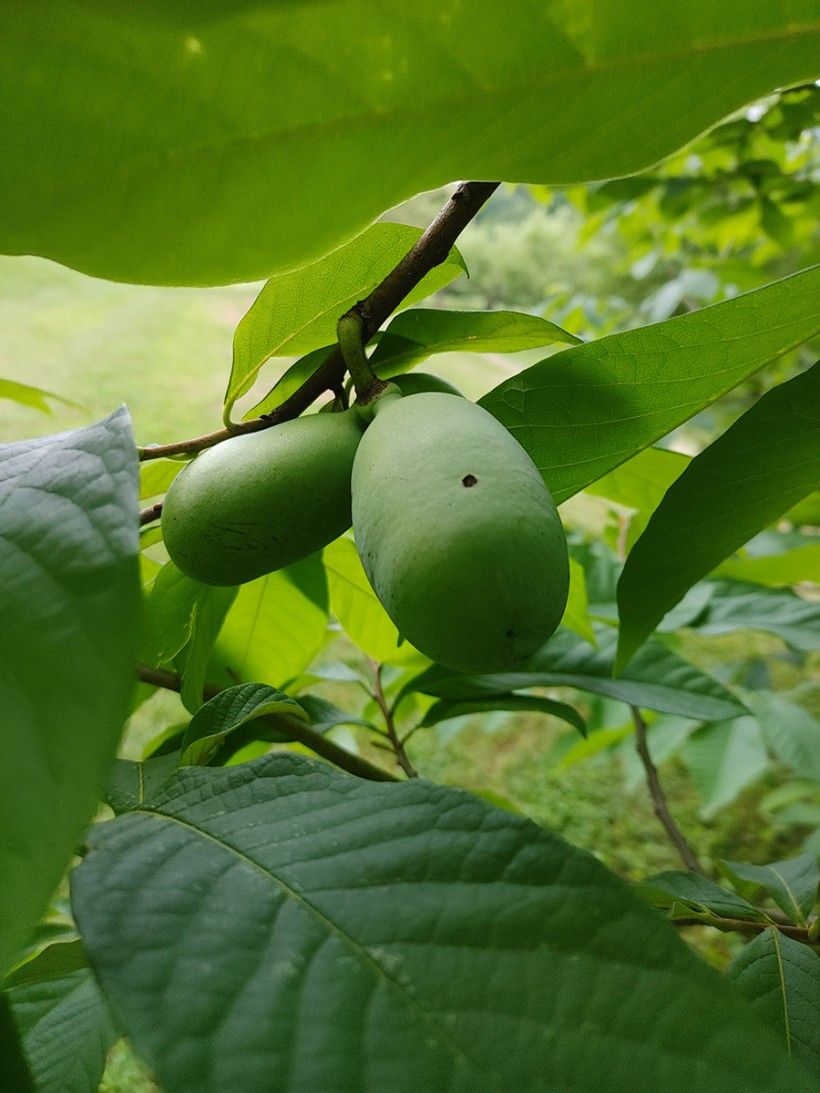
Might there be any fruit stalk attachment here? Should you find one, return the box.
[337,309,389,406]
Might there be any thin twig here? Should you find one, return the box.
[139,502,163,526]
[138,181,499,462]
[370,660,418,778]
[671,918,813,944]
[631,706,705,875]
[136,663,399,783]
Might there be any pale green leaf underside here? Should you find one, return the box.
[0,410,139,975]
[617,362,820,667]
[480,267,820,504]
[72,754,808,1092]
[2,4,818,283]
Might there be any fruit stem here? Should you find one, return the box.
[337,309,389,405]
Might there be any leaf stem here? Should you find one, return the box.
[136,663,399,783]
[671,916,814,944]
[138,181,499,462]
[369,660,418,778]
[337,310,388,404]
[631,706,705,875]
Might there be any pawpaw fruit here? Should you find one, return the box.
[162,408,365,585]
[351,392,568,672]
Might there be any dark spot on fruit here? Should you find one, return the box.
[462,474,478,487]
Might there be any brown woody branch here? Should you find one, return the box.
[138,181,499,463]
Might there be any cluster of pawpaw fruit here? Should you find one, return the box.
[162,372,569,672]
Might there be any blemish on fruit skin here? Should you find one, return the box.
[462,474,478,488]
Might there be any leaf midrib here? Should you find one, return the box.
[137,805,480,1078]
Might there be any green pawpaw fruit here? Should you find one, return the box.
[162,408,365,585]
[351,392,568,672]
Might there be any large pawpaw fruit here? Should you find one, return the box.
[162,408,365,585]
[351,392,568,672]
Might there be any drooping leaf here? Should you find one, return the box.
[420,694,586,736]
[0,410,139,975]
[179,683,309,766]
[671,581,820,650]
[480,267,820,503]
[367,308,579,377]
[719,854,819,926]
[404,628,746,722]
[323,536,414,664]
[4,963,116,1093]
[638,871,767,922]
[617,363,820,668]
[138,457,185,500]
[3,5,819,283]
[216,555,329,687]
[225,224,465,420]
[0,377,80,416]
[726,930,819,1077]
[745,692,820,783]
[72,753,808,1092]
[683,718,769,818]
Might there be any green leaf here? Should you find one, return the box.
[727,930,819,1076]
[138,457,185,500]
[561,557,596,644]
[72,753,809,1092]
[675,581,820,651]
[0,377,80,416]
[745,692,820,783]
[216,554,329,688]
[141,561,204,665]
[586,446,690,546]
[638,871,766,922]
[179,683,309,766]
[480,268,820,503]
[719,855,819,927]
[368,308,579,377]
[552,723,634,771]
[225,224,465,420]
[324,536,413,664]
[714,543,820,588]
[296,695,375,736]
[617,364,820,668]
[177,585,237,712]
[4,6,819,283]
[683,718,769,819]
[4,941,87,990]
[106,753,182,816]
[421,694,586,736]
[245,346,334,420]
[405,628,746,722]
[5,964,116,1093]
[0,410,139,975]
[0,993,34,1093]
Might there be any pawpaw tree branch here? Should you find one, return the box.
[135,663,399,783]
[138,181,499,466]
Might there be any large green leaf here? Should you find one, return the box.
[617,364,820,667]
[215,554,329,687]
[72,753,808,1092]
[226,224,465,420]
[368,308,579,377]
[719,854,819,926]
[480,267,820,503]
[3,5,819,284]
[726,930,819,1077]
[404,628,745,722]
[0,410,139,975]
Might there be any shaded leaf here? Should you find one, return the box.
[180,683,309,766]
[4,6,819,283]
[226,224,465,419]
[719,854,819,926]
[4,941,87,990]
[368,308,579,377]
[106,753,183,816]
[727,930,819,1076]
[0,994,34,1093]
[638,871,766,922]
[296,695,375,736]
[617,363,820,668]
[683,719,769,818]
[746,692,820,783]
[404,628,746,722]
[674,581,820,650]
[480,268,820,503]
[421,694,586,736]
[72,753,808,1092]
[0,410,139,975]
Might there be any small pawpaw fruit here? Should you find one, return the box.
[351,392,568,672]
[162,408,365,585]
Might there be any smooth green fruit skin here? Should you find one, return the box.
[162,409,364,585]
[352,392,569,672]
